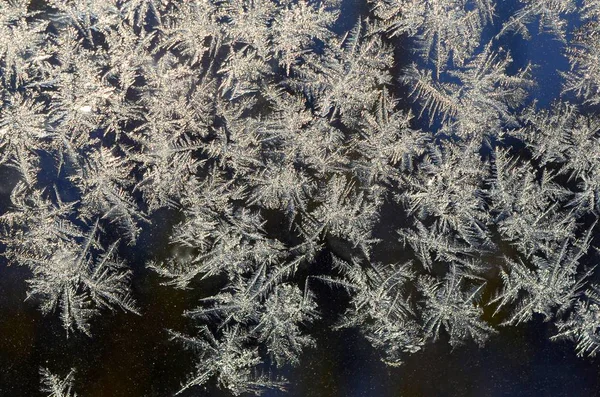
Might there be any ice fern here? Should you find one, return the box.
[402,43,533,141]
[25,220,139,336]
[40,368,77,397]
[170,326,287,396]
[369,0,494,73]
[316,256,422,366]
[418,267,495,347]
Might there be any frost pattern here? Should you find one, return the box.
[1,0,600,395]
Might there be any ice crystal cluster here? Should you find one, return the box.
[2,0,600,395]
